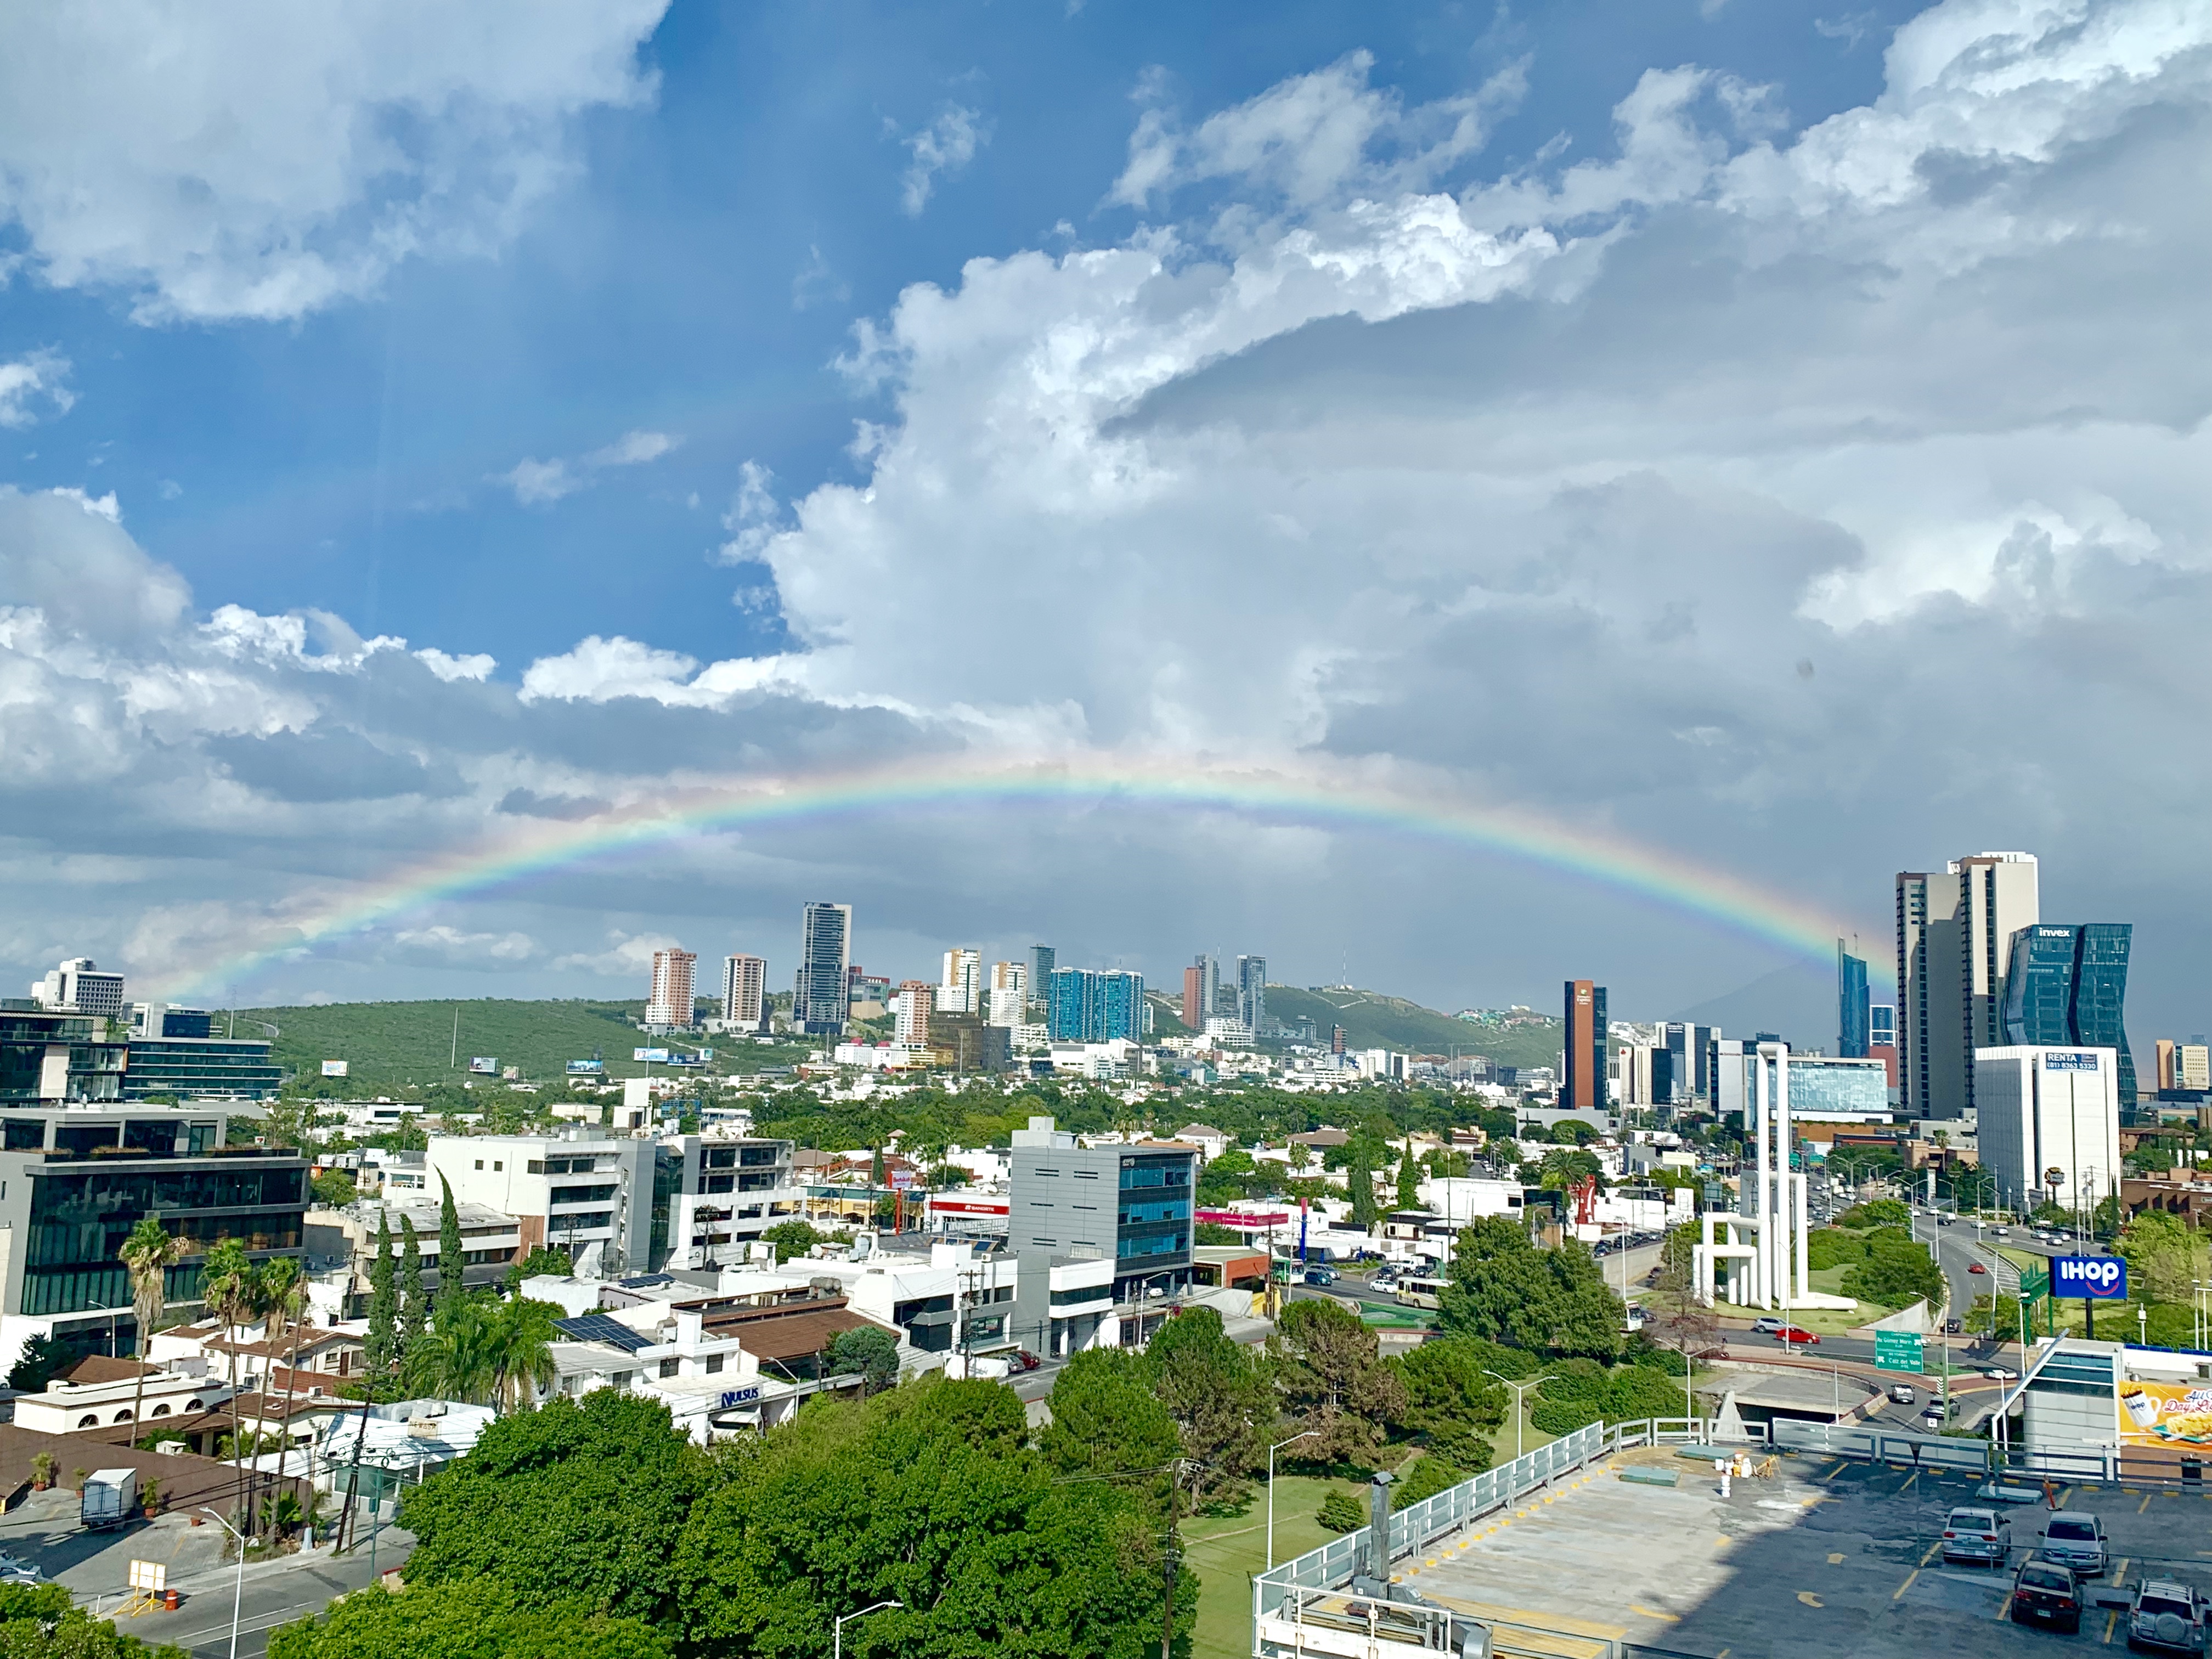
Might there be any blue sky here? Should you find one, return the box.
[0,0,2204,1041]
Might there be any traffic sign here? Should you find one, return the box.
[1874,1329,1924,1371]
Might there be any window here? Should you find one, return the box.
[705,1354,725,1374]
[473,1160,483,1171]
[528,1160,544,1174]
[659,1357,679,1378]
[493,1161,503,1172]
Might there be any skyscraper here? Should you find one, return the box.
[1563,980,1607,1111]
[1025,945,1056,1014]
[721,953,766,1030]
[1046,968,1146,1042]
[939,948,980,1014]
[1102,970,1146,1043]
[2002,923,2138,1107]
[1663,1022,1716,1103]
[1837,941,1870,1058]
[1181,964,1206,1030]
[1237,955,1267,1036]
[1897,851,2038,1119]
[644,949,697,1029]
[794,902,853,1035]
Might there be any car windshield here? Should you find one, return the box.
[2021,1568,2071,1590]
[2048,1519,2096,1539]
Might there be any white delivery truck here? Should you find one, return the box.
[80,1469,139,1532]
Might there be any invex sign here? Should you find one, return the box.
[2052,1255,2128,1300]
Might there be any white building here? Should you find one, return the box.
[30,957,125,1017]
[720,953,767,1030]
[801,1238,1020,1363]
[938,949,980,1015]
[893,983,934,1045]
[425,1128,656,1274]
[663,1134,806,1268]
[1974,1046,2123,1214]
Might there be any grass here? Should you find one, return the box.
[1181,1473,1346,1659]
[1713,1293,1889,1335]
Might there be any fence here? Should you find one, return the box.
[1252,1417,1724,1639]
[1770,1418,1993,1473]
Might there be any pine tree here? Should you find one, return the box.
[437,1175,466,1327]
[1397,1144,1423,1211]
[1348,1142,1379,1232]
[399,1216,428,1361]
[365,1211,397,1383]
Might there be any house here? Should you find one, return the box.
[1174,1125,1230,1164]
[13,1362,229,1437]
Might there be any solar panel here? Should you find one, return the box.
[553,1313,652,1352]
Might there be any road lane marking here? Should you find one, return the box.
[1797,1592,1822,1607]
[1827,1552,1844,1564]
[1893,1571,1918,1601]
[1920,1540,1944,1566]
[2140,1493,2154,1514]
[2105,1609,2119,1643]
[1630,1605,1680,1622]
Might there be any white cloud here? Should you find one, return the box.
[388,924,539,963]
[416,647,498,682]
[494,429,681,506]
[0,0,672,322]
[0,349,74,428]
[898,105,988,216]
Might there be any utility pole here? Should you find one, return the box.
[1161,1460,1183,1659]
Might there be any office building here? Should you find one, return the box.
[644,948,697,1030]
[3,1001,127,1103]
[1103,970,1145,1043]
[1025,945,1056,1015]
[122,1030,281,1101]
[1562,980,1607,1112]
[1007,1116,1195,1357]
[1664,1023,1716,1103]
[985,964,1026,1029]
[2002,923,2138,1107]
[1897,851,2039,1120]
[1973,1046,2122,1214]
[721,954,767,1031]
[426,1129,656,1275]
[928,1014,1011,1074]
[1047,968,1145,1043]
[893,983,935,1046]
[29,958,126,1018]
[1182,964,1206,1031]
[938,949,980,1015]
[1869,1004,1895,1050]
[1237,955,1267,1035]
[793,902,853,1035]
[2158,1041,2212,1094]
[1617,1045,1673,1108]
[663,1135,803,1268]
[1838,941,1871,1058]
[0,1103,308,1373]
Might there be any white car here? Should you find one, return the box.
[1983,1367,2018,1382]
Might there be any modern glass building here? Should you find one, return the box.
[793,901,852,1035]
[1837,941,1871,1058]
[2003,923,2138,1107]
[1047,968,1145,1042]
[122,1036,281,1101]
[1,1003,127,1103]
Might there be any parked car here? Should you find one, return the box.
[2038,1513,2108,1577]
[2011,1561,2083,1633]
[2130,1582,2211,1653]
[1008,1350,1042,1372]
[1888,1383,1917,1404]
[1302,1267,1338,1286]
[1941,1506,2011,1566]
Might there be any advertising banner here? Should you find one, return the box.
[566,1059,605,1075]
[467,1056,498,1075]
[320,1059,348,1077]
[2119,1379,2212,1447]
[2052,1255,2128,1300]
[633,1047,672,1064]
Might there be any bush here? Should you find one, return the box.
[1805,1229,1868,1271]
[1317,1489,1365,1532]
[1391,1454,1469,1511]
[1530,1361,1693,1435]
[1837,1199,1911,1228]
[1841,1227,1948,1313]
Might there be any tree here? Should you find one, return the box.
[2121,1210,2208,1307]
[828,1325,900,1396]
[258,1255,307,1537]
[1146,1306,1274,1509]
[310,1170,357,1208]
[1396,1146,1423,1211]
[486,1299,560,1413]
[761,1220,825,1264]
[364,1212,397,1384]
[7,1333,67,1392]
[1346,1141,1379,1233]
[0,1583,187,1659]
[1529,1359,1691,1435]
[1437,1217,1624,1359]
[1316,1489,1364,1531]
[399,1218,429,1361]
[199,1238,262,1528]
[1390,1337,1506,1472]
[437,1176,467,1323]
[1039,1347,1180,1517]
[269,1578,669,1659]
[119,1217,184,1443]
[503,1245,572,1291]
[1273,1298,1406,1469]
[405,1299,500,1407]
[1841,1228,1948,1313]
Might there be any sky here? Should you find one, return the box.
[0,0,2204,1041]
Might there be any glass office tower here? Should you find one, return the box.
[1837,941,1871,1058]
[2002,923,2137,1106]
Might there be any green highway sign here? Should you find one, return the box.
[2022,1268,2051,1301]
[1874,1329,1925,1371]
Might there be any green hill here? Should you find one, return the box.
[226,998,810,1092]
[1265,985,1564,1068]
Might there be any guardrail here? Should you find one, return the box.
[1771,1418,1993,1472]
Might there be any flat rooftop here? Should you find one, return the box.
[1392,1446,2212,1658]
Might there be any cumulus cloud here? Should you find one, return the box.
[494,429,681,506]
[898,105,988,215]
[0,0,672,322]
[0,349,74,428]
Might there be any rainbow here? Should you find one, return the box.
[167,751,1883,999]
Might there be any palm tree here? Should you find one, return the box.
[119,1217,184,1443]
[402,1299,499,1407]
[257,1257,305,1536]
[487,1299,559,1414]
[198,1240,261,1527]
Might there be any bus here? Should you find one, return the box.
[1396,1275,1449,1311]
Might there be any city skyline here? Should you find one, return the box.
[0,0,2201,1039]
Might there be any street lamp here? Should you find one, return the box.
[1267,1431,1320,1570]
[833,1599,902,1659]
[1483,1372,1554,1463]
[198,1508,247,1659]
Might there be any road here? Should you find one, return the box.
[149,1529,415,1659]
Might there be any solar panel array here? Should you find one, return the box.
[553,1313,652,1352]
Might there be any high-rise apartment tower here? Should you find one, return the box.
[644,949,697,1029]
[794,903,853,1035]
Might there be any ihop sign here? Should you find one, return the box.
[2052,1255,2128,1300]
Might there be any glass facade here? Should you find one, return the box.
[0,1009,127,1103]
[794,902,851,1034]
[1837,944,1870,1058]
[2003,923,2137,1105]
[1114,1155,1189,1263]
[122,1037,281,1101]
[1048,968,1146,1043]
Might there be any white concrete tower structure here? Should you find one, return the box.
[1695,1043,1858,1311]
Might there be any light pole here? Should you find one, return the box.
[198,1508,247,1659]
[1484,1372,1554,1463]
[833,1599,902,1659]
[1267,1430,1319,1570]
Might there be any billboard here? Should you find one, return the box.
[2052,1255,2127,1299]
[633,1047,672,1064]
[2044,1051,2102,1072]
[467,1056,499,1075]
[566,1059,605,1075]
[320,1060,349,1078]
[2119,1379,2212,1447]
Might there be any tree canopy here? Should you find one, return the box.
[1437,1217,1625,1358]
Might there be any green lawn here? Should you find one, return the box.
[1182,1474,1346,1659]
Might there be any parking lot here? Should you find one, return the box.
[1397,1445,2212,1658]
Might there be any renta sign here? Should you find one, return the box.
[2052,1255,2128,1299]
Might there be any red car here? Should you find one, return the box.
[1775,1326,1820,1345]
[1968,1262,1988,1275]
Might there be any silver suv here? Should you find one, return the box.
[1941,1506,2011,1566]
[2129,1581,2209,1653]
[2039,1513,2108,1577]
